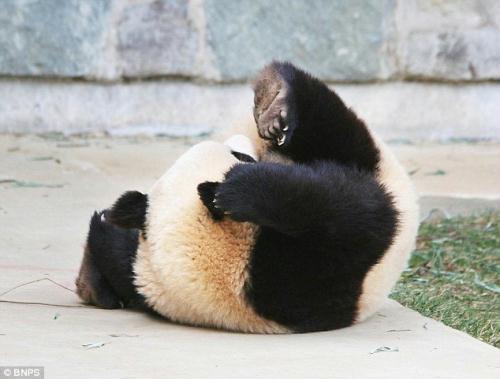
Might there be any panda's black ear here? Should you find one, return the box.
[231,151,256,163]
[197,182,225,221]
[107,191,148,230]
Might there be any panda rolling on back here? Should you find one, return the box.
[76,62,419,333]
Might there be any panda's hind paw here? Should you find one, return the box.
[253,63,292,146]
[254,89,289,145]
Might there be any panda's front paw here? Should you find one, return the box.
[253,63,293,147]
[197,181,225,221]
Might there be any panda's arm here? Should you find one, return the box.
[198,161,398,240]
[253,61,380,172]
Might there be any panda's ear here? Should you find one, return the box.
[107,191,148,230]
[231,151,257,163]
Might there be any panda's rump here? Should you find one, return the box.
[244,225,371,333]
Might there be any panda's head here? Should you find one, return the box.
[103,135,257,232]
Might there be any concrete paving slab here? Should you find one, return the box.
[1,135,499,378]
[392,143,500,219]
[1,299,499,379]
[392,143,500,200]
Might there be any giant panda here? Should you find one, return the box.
[76,62,419,333]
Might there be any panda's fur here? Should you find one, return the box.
[134,139,289,333]
[76,62,419,334]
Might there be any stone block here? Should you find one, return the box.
[203,0,397,81]
[117,0,199,77]
[397,0,500,80]
[0,0,112,78]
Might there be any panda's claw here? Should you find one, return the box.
[262,128,273,140]
[279,111,289,133]
[256,96,289,146]
[213,196,221,209]
[277,134,286,146]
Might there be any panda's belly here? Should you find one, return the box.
[133,141,287,333]
[135,209,287,333]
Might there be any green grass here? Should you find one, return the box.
[391,212,500,347]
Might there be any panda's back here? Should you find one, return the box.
[356,137,419,322]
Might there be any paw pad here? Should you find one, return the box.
[253,64,292,146]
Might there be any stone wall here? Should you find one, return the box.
[0,0,499,139]
[2,0,499,82]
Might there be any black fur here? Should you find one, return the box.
[84,211,148,310]
[197,181,225,220]
[256,61,380,172]
[108,191,148,230]
[76,242,122,309]
[80,61,400,334]
[231,151,257,163]
[213,161,398,332]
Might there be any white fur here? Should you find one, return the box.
[224,134,258,160]
[355,136,419,322]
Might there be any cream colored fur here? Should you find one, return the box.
[223,134,258,161]
[355,136,419,322]
[133,139,288,333]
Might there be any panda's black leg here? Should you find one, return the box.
[210,162,398,332]
[253,61,380,172]
[76,243,122,309]
[76,211,149,310]
[206,161,398,239]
